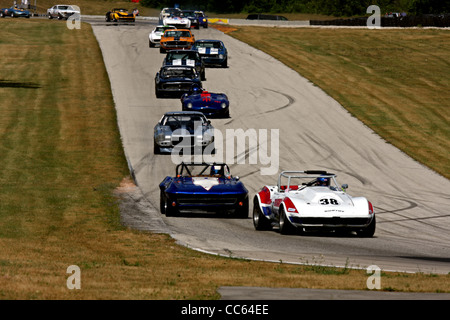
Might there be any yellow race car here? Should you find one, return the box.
[105,8,135,22]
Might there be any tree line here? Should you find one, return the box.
[140,0,450,16]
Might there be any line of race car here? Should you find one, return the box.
[2,4,376,238]
[149,7,376,238]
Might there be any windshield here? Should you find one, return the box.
[196,41,222,49]
[166,52,198,60]
[156,26,171,32]
[162,115,206,132]
[183,11,196,18]
[176,163,229,177]
[164,30,192,38]
[161,67,196,78]
[278,172,341,191]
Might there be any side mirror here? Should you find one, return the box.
[341,184,348,190]
[235,176,240,181]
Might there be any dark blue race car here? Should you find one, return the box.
[159,162,249,217]
[155,65,202,98]
[0,6,31,18]
[192,39,227,67]
[163,50,205,81]
[181,86,230,118]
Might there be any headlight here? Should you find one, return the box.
[186,103,193,109]
[219,54,224,59]
[221,103,227,109]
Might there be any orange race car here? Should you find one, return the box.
[159,29,195,53]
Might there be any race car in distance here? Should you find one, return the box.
[0,6,30,18]
[253,170,376,237]
[159,7,182,21]
[195,11,208,28]
[159,162,249,217]
[105,8,135,22]
[163,50,205,81]
[159,29,195,53]
[182,10,199,29]
[155,66,202,98]
[47,4,79,20]
[181,85,230,118]
[163,10,191,29]
[153,111,214,155]
[149,25,176,47]
[192,39,228,67]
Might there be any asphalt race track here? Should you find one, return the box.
[90,18,450,274]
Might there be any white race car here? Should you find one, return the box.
[163,12,191,29]
[159,7,181,20]
[149,25,176,47]
[253,170,376,237]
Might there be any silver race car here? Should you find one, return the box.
[253,170,376,237]
[153,111,214,154]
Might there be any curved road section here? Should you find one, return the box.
[91,20,450,274]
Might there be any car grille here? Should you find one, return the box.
[161,82,193,91]
[177,195,237,206]
[165,41,189,47]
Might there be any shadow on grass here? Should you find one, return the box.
[0,80,40,89]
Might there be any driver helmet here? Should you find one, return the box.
[210,165,222,176]
[317,176,330,186]
[191,84,203,94]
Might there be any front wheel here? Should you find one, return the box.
[234,197,249,218]
[253,201,272,230]
[279,206,296,235]
[160,191,167,214]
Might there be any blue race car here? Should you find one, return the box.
[159,162,249,217]
[181,85,230,118]
[192,39,227,67]
[0,6,31,18]
[155,65,202,98]
[163,50,206,81]
[195,11,208,28]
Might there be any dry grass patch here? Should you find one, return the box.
[225,26,450,179]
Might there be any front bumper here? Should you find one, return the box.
[160,41,193,50]
[289,215,374,228]
[166,193,247,212]
[200,55,227,66]
[183,105,229,117]
[156,81,199,96]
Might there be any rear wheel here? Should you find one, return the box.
[357,216,376,237]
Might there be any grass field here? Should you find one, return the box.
[0,18,448,299]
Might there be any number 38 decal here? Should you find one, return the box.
[319,198,339,205]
